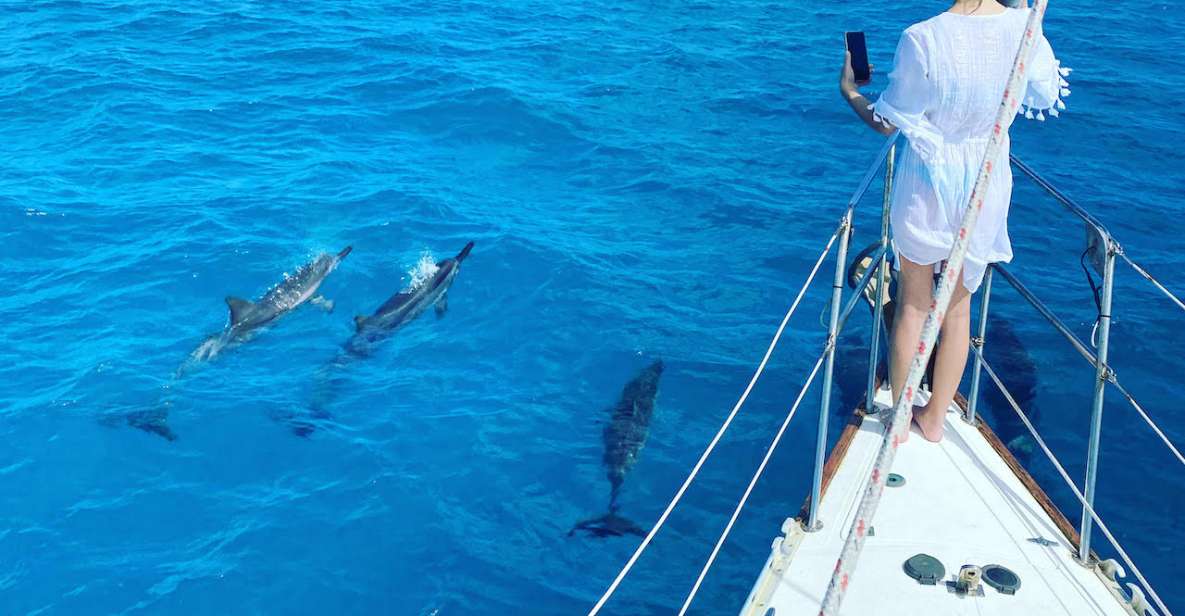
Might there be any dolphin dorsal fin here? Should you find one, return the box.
[226,296,254,325]
[354,316,367,331]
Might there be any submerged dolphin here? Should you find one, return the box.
[126,246,352,440]
[570,359,664,538]
[346,241,474,356]
[984,313,1040,459]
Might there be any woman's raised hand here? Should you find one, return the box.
[839,51,890,135]
[840,51,857,95]
[839,51,874,97]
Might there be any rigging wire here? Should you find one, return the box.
[974,349,1171,616]
[587,225,842,615]
[677,346,829,615]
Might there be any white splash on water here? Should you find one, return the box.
[406,251,438,290]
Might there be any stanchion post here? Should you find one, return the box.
[808,211,853,531]
[1079,242,1116,563]
[965,267,994,424]
[865,144,895,413]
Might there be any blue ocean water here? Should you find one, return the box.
[2,1,1183,614]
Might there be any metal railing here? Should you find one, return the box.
[591,131,1183,615]
[807,134,898,530]
[802,133,1183,613]
[974,157,1182,563]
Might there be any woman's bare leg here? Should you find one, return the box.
[914,275,973,442]
[889,257,936,442]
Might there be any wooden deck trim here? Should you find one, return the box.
[796,406,868,522]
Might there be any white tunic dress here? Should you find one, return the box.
[871,8,1069,292]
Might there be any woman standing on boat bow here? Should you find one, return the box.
[839,0,1069,442]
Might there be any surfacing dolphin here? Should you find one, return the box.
[570,359,664,538]
[188,246,353,366]
[288,241,475,437]
[126,246,352,440]
[346,241,474,357]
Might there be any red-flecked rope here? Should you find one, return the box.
[818,3,1050,613]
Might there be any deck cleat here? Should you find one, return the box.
[1127,583,1150,615]
[1098,558,1125,582]
[947,564,986,597]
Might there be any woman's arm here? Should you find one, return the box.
[840,51,894,136]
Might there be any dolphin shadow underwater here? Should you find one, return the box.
[570,359,664,539]
[124,246,352,440]
[981,313,1041,458]
[286,241,475,437]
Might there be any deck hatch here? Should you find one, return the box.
[982,564,1021,595]
[903,553,945,585]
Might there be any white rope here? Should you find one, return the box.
[1120,252,1185,313]
[677,346,830,615]
[819,5,1050,612]
[1112,380,1185,469]
[974,349,1172,616]
[587,226,842,615]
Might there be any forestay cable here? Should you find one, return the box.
[819,4,1051,612]
[587,226,841,615]
[974,349,1172,616]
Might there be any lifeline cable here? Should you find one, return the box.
[1120,252,1185,313]
[974,349,1171,615]
[587,225,841,615]
[677,345,829,615]
[818,3,1050,613]
[1112,379,1185,468]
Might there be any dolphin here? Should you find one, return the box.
[345,241,474,356]
[126,246,352,440]
[187,246,354,365]
[983,313,1040,460]
[570,359,664,538]
[285,242,475,437]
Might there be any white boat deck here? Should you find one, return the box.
[741,387,1135,616]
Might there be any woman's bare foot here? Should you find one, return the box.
[913,403,946,442]
[900,404,926,444]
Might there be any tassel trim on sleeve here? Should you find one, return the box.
[1020,60,1071,121]
[867,100,946,167]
